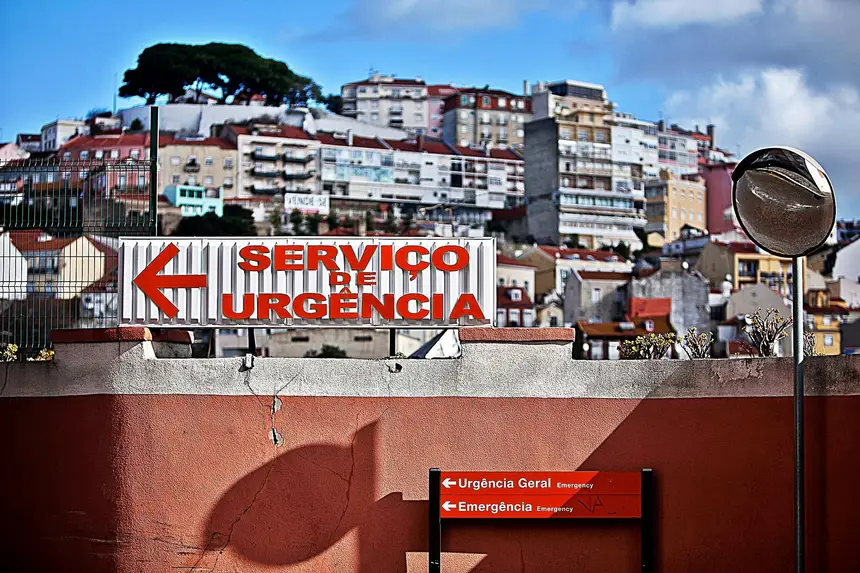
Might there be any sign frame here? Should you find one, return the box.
[427,468,654,573]
[118,236,496,329]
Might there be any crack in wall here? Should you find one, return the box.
[328,413,360,545]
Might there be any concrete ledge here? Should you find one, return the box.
[51,327,153,343]
[459,327,575,343]
[50,328,192,345]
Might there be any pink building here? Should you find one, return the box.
[701,161,737,235]
[426,85,457,139]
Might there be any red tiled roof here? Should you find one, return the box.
[805,305,849,315]
[8,230,76,253]
[489,148,522,161]
[59,134,149,149]
[716,241,759,254]
[628,297,672,318]
[497,254,535,268]
[577,316,674,339]
[492,205,526,220]
[227,125,315,141]
[452,145,487,157]
[419,139,455,155]
[315,132,388,149]
[160,136,236,150]
[577,271,631,281]
[498,286,533,309]
[384,139,420,152]
[427,85,457,97]
[537,246,626,263]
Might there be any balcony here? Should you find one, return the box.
[389,118,404,127]
[184,162,200,173]
[498,134,509,143]
[251,185,281,196]
[222,180,234,188]
[389,108,403,116]
[283,153,315,164]
[252,150,280,161]
[283,170,315,181]
[252,167,280,178]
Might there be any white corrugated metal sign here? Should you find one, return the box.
[119,237,496,328]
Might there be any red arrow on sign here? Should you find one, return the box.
[132,243,207,318]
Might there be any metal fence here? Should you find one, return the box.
[1,158,156,357]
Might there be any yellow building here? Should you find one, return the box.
[695,240,805,297]
[645,170,707,241]
[804,289,847,356]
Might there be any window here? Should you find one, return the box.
[698,191,703,202]
[560,127,571,140]
[498,278,505,286]
[371,112,379,121]
[681,190,686,200]
[130,149,140,159]
[482,96,491,106]
[80,150,89,160]
[517,100,524,109]
[79,170,88,179]
[138,175,146,187]
[46,173,55,183]
[224,177,233,186]
[681,208,686,220]
[461,95,469,105]
[172,175,180,184]
[224,157,234,168]
[698,212,704,222]
[111,150,119,159]
[414,113,424,122]
[95,150,104,159]
[517,129,524,137]
[592,287,602,304]
[460,125,468,133]
[62,171,71,180]
[62,152,70,160]
[187,154,198,164]
[171,156,181,165]
[672,207,678,218]
[823,316,833,326]
[549,316,559,327]
[824,334,834,347]
[498,98,506,108]
[204,176,214,185]
[371,100,379,109]
[509,289,522,301]
[578,130,589,141]
[188,176,197,185]
[205,156,214,166]
[118,174,126,187]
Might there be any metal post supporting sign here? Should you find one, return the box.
[428,468,654,572]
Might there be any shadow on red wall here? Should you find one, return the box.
[199,394,860,572]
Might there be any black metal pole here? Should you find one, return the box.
[389,328,396,356]
[149,106,159,237]
[641,468,654,573]
[792,257,805,573]
[248,328,257,357]
[429,468,441,573]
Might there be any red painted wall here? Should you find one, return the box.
[3,393,860,572]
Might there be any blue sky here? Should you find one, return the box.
[2,0,858,218]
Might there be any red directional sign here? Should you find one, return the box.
[132,243,207,319]
[439,471,641,519]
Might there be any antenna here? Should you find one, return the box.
[113,72,118,114]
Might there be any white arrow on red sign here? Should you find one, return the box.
[442,478,456,488]
[442,501,457,512]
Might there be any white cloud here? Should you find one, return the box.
[665,68,860,216]
[611,0,764,29]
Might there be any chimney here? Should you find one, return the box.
[346,129,353,146]
[417,134,424,151]
[657,119,665,133]
[523,80,529,96]
[707,124,715,149]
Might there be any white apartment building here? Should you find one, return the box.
[41,119,88,152]
[341,74,430,136]
[607,112,660,180]
[656,121,699,176]
[524,116,646,252]
[220,124,321,199]
[315,133,524,228]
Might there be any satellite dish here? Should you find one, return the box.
[732,147,835,257]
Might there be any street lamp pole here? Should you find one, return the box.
[792,256,805,573]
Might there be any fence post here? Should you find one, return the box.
[149,106,159,236]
